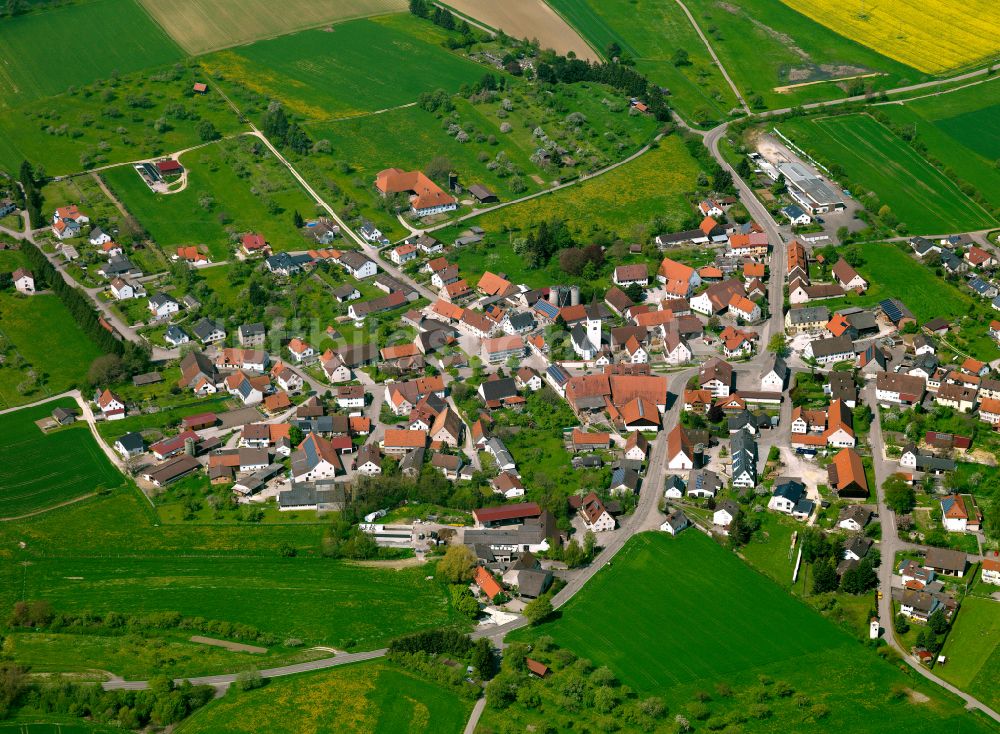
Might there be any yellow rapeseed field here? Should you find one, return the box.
[780,0,1000,74]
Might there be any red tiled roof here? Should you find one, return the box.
[474,566,503,601]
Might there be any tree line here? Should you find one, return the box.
[9,600,280,646]
[19,237,123,355]
[0,663,213,729]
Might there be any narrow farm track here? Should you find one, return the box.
[672,0,749,114]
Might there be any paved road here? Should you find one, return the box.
[104,648,387,691]
[462,697,487,734]
[864,386,1000,723]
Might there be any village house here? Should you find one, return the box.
[613,264,649,288]
[940,494,982,533]
[148,293,180,319]
[290,433,343,482]
[657,258,701,299]
[12,268,34,295]
[52,205,89,239]
[827,447,869,499]
[982,559,1000,586]
[576,492,616,532]
[95,388,126,420]
[874,372,926,408]
[192,318,226,344]
[785,306,829,334]
[699,357,734,397]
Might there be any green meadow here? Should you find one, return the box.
[468,135,698,236]
[203,14,485,121]
[938,596,1000,714]
[101,136,317,259]
[680,0,927,109]
[0,0,182,110]
[547,0,740,125]
[0,293,104,410]
[0,491,462,650]
[0,61,242,176]
[176,662,472,734]
[510,532,995,733]
[5,629,327,681]
[878,80,1000,210]
[0,398,123,519]
[779,113,997,233]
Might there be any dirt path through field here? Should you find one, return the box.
[190,636,268,654]
[442,0,598,60]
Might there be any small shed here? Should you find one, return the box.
[526,658,550,678]
[192,82,208,94]
[468,184,498,204]
[52,407,76,425]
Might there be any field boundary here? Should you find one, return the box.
[782,112,998,231]
[139,2,410,56]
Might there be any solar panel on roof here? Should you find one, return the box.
[534,300,558,318]
[878,299,902,322]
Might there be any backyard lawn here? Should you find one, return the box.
[937,596,1000,713]
[0,398,123,519]
[0,293,104,410]
[175,661,471,733]
[778,114,997,233]
[822,242,976,321]
[510,531,995,732]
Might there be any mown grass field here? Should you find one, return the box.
[780,0,1000,74]
[878,80,1000,210]
[680,0,926,109]
[0,399,123,519]
[822,242,977,322]
[511,532,995,733]
[203,15,484,120]
[0,723,119,734]
[0,293,104,410]
[779,113,997,233]
[0,491,461,650]
[0,0,183,110]
[937,596,1000,713]
[101,136,317,260]
[138,0,407,55]
[176,661,471,733]
[546,0,739,124]
[0,60,242,176]
[5,554,458,650]
[5,630,327,681]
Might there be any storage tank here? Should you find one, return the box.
[570,285,581,306]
